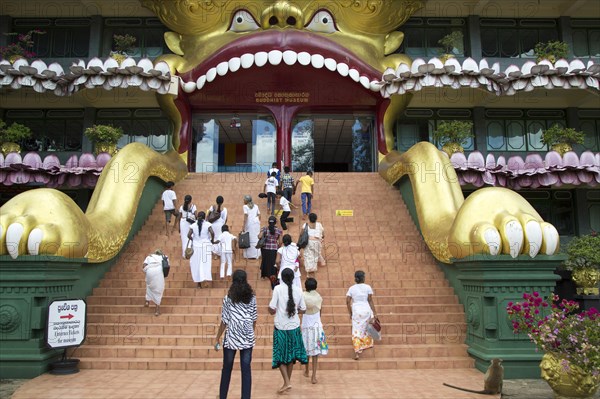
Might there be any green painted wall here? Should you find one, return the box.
[396,176,568,378]
[0,177,165,378]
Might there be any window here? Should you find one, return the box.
[396,108,474,151]
[521,191,575,236]
[102,18,170,59]
[4,109,84,151]
[480,19,558,58]
[485,109,566,151]
[572,20,600,58]
[12,18,90,58]
[578,109,600,152]
[399,18,466,58]
[95,109,170,151]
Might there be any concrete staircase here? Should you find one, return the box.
[76,172,473,371]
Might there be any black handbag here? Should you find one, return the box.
[162,255,170,278]
[256,232,267,249]
[297,224,309,249]
[238,231,250,249]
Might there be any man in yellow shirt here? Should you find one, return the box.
[295,171,314,220]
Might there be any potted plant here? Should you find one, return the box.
[564,232,600,296]
[432,120,474,156]
[110,34,137,64]
[84,124,124,155]
[0,119,32,155]
[534,40,569,63]
[541,124,585,155]
[507,292,600,398]
[0,29,45,63]
[437,31,464,63]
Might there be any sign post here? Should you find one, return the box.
[46,299,87,374]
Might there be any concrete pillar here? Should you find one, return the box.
[88,15,103,58]
[0,16,13,48]
[467,15,481,59]
[558,16,574,58]
[473,106,486,153]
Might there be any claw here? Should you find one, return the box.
[524,221,542,257]
[503,220,523,258]
[483,228,501,256]
[28,228,43,256]
[541,223,559,255]
[6,223,25,259]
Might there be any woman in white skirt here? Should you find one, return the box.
[209,195,227,258]
[187,211,215,288]
[301,277,328,384]
[242,195,261,259]
[143,250,166,316]
[174,194,196,258]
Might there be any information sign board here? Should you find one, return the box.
[46,299,87,348]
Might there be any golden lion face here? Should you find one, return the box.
[142,0,421,73]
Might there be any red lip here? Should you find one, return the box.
[180,30,382,84]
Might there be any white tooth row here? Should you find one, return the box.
[180,50,384,93]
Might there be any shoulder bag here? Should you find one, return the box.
[207,206,221,223]
[184,239,194,259]
[297,224,309,249]
[162,255,170,278]
[238,231,251,249]
[255,229,267,249]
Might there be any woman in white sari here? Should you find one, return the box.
[209,195,227,257]
[346,270,378,360]
[174,194,196,258]
[143,250,166,316]
[242,195,261,259]
[188,211,215,288]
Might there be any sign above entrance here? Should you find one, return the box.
[46,299,87,348]
[336,210,354,217]
[255,91,310,104]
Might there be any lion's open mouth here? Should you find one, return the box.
[178,30,383,94]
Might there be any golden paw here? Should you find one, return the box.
[448,187,559,259]
[0,189,90,258]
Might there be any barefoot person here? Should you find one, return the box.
[346,270,378,360]
[161,181,178,236]
[301,213,325,277]
[173,194,196,258]
[215,270,257,399]
[187,211,215,288]
[142,249,167,316]
[242,195,261,259]
[268,268,308,394]
[301,277,328,384]
[213,225,237,280]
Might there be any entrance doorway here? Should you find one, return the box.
[190,114,276,173]
[291,115,376,172]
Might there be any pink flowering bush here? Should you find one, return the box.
[507,292,600,375]
[0,30,45,60]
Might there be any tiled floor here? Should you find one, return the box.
[12,368,499,399]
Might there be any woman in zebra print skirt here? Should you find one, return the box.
[215,270,257,399]
[268,268,308,394]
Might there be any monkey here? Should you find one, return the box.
[443,358,503,395]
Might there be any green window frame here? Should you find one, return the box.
[102,18,170,59]
[11,18,91,58]
[578,110,600,152]
[95,108,170,151]
[399,18,466,58]
[480,18,559,58]
[571,19,600,58]
[4,109,85,152]
[485,109,566,152]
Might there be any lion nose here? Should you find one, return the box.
[262,1,303,29]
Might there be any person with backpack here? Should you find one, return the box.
[142,249,167,316]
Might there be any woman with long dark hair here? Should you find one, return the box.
[209,195,227,258]
[346,270,378,360]
[257,216,282,283]
[174,194,196,258]
[242,195,261,259]
[187,211,215,288]
[215,270,257,399]
[268,268,307,394]
[276,234,301,289]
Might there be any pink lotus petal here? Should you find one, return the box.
[467,151,485,170]
[507,156,526,176]
[43,154,61,170]
[538,172,559,186]
[545,151,564,169]
[65,154,78,168]
[562,152,580,168]
[560,171,578,184]
[4,152,23,167]
[96,153,112,167]
[78,153,97,168]
[22,152,43,170]
[450,152,468,169]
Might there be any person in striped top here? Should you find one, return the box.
[215,270,258,399]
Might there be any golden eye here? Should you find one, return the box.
[306,10,337,34]
[229,10,260,32]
